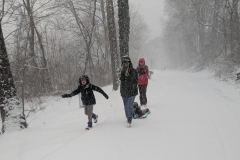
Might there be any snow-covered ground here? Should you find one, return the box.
[1,70,240,160]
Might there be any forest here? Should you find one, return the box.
[162,0,240,78]
[1,0,240,133]
[0,0,147,133]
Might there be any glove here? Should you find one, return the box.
[62,94,71,98]
[105,95,109,99]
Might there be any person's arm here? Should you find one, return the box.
[91,84,109,99]
[70,86,82,97]
[130,69,138,84]
[62,86,81,98]
[120,68,128,81]
[136,67,140,78]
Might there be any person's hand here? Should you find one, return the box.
[105,95,109,99]
[62,94,71,98]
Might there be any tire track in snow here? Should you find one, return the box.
[154,71,229,159]
[37,118,109,160]
[184,76,228,160]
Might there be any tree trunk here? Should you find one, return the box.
[0,23,27,134]
[107,0,120,90]
[34,26,52,92]
[195,1,205,57]
[232,0,240,60]
[100,0,110,65]
[23,0,36,66]
[117,0,130,59]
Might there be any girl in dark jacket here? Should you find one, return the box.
[62,75,108,129]
[119,57,138,127]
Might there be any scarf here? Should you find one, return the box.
[139,64,145,69]
[137,65,146,75]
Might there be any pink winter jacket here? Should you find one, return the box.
[136,58,149,85]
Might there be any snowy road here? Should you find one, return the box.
[1,71,240,160]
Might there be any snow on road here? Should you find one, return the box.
[1,70,240,160]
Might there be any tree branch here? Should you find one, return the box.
[0,0,5,22]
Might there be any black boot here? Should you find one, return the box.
[92,113,98,123]
[87,122,92,128]
[127,117,132,127]
[127,117,132,124]
[92,113,96,119]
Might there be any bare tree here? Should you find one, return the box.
[100,0,110,66]
[163,0,240,73]
[0,0,27,134]
[22,0,37,67]
[67,0,97,80]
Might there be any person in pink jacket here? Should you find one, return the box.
[136,58,149,107]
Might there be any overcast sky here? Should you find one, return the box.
[129,0,165,39]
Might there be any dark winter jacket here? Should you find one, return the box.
[62,75,108,105]
[120,57,138,98]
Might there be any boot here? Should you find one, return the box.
[87,122,92,128]
[127,117,132,127]
[92,113,96,119]
[127,117,132,124]
[92,113,98,123]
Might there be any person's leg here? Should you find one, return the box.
[122,97,128,117]
[126,96,135,124]
[84,105,88,116]
[84,105,93,127]
[92,112,98,123]
[86,105,93,127]
[87,105,93,122]
[138,85,144,105]
[142,84,147,105]
[128,96,135,116]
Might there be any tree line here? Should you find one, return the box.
[162,0,240,78]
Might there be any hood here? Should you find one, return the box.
[139,58,145,64]
[122,56,133,68]
[79,75,90,85]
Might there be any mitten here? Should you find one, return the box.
[62,94,71,98]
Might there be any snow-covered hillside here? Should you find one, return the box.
[1,70,240,160]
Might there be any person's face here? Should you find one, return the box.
[81,79,87,85]
[139,62,144,66]
[123,61,129,67]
